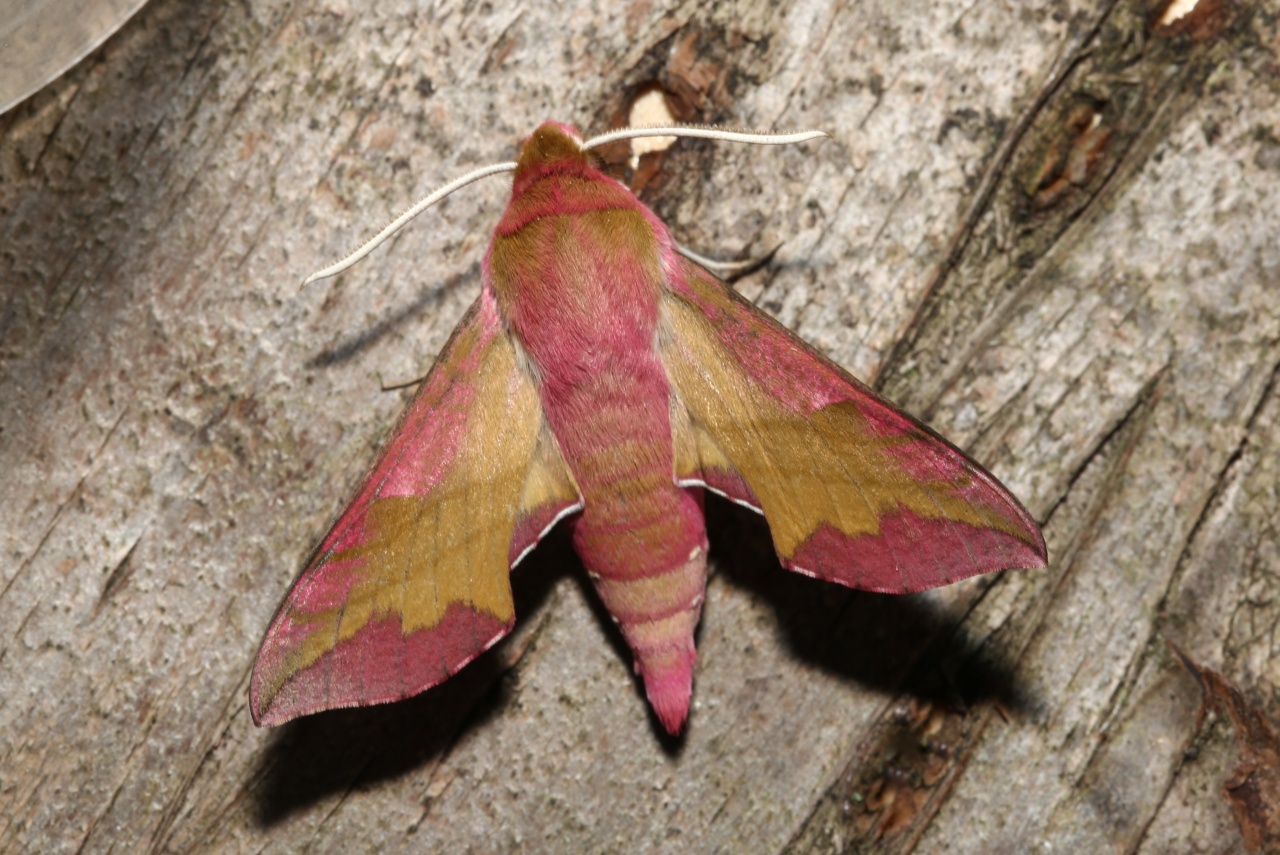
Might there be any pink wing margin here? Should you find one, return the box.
[251,290,578,726]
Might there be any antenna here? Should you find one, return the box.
[302,124,828,286]
[301,162,516,287]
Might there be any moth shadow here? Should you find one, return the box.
[305,263,477,370]
[249,530,572,828]
[705,497,1034,715]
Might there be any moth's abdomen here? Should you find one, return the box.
[556,367,709,734]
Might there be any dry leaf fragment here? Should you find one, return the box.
[1172,644,1280,853]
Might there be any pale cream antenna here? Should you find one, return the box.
[581,125,829,150]
[302,124,828,287]
[301,161,517,287]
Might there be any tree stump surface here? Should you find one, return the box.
[1,0,1277,852]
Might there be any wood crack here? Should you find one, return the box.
[875,2,1119,394]
[1039,363,1170,528]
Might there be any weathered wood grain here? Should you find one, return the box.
[0,0,1275,852]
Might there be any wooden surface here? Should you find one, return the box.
[1,0,1277,852]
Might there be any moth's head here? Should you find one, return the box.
[516,122,590,173]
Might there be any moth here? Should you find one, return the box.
[251,121,1047,733]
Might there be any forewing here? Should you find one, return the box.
[251,291,579,725]
[662,259,1047,593]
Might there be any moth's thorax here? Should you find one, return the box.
[485,130,672,385]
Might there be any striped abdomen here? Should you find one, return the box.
[555,364,709,734]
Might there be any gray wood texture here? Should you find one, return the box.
[1,0,1276,852]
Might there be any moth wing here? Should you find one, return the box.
[251,291,580,726]
[662,259,1046,593]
